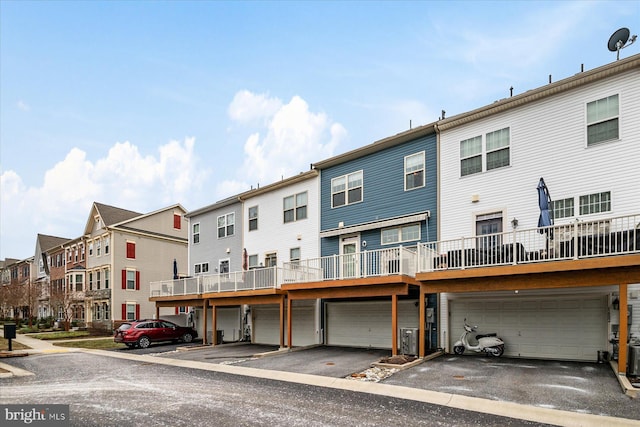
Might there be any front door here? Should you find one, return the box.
[340,236,359,279]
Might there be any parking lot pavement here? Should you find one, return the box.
[382,354,640,420]
[152,344,640,421]
[157,343,390,378]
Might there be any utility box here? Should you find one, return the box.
[628,345,640,376]
[4,323,16,339]
[400,327,419,356]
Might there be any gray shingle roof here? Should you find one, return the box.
[94,202,142,226]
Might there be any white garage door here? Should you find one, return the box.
[449,295,607,361]
[252,303,317,347]
[326,300,418,349]
[217,307,241,342]
[252,305,281,345]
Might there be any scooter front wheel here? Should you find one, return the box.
[491,344,504,357]
[453,345,465,355]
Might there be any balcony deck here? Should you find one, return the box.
[150,213,640,300]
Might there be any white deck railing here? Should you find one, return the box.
[418,214,640,272]
[150,267,285,297]
[150,214,639,297]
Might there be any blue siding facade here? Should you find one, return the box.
[319,133,437,256]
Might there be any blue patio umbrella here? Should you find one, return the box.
[173,258,178,280]
[537,178,553,236]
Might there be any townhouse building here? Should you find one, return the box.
[416,53,640,370]
[84,202,188,330]
[0,257,34,320]
[33,234,70,320]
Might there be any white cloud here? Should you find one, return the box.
[218,91,346,197]
[228,90,283,124]
[0,138,207,259]
[17,100,30,111]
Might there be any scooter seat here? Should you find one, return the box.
[475,333,497,339]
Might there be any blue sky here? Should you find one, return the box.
[1,1,639,259]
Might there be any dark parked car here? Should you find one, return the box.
[114,319,198,349]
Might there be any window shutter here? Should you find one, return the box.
[135,304,140,320]
[135,271,140,291]
[121,304,126,320]
[121,270,126,289]
[174,214,181,229]
[126,242,135,259]
[175,307,179,315]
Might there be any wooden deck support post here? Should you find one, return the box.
[155,305,160,319]
[287,297,292,349]
[618,283,628,375]
[202,299,208,345]
[419,291,426,358]
[212,305,218,346]
[280,296,286,349]
[392,294,398,356]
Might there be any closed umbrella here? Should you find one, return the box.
[173,258,178,280]
[537,177,553,237]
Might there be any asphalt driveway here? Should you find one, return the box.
[153,343,640,420]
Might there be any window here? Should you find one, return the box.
[217,213,235,238]
[552,198,575,219]
[122,270,139,290]
[405,152,425,190]
[126,241,136,259]
[248,254,259,268]
[460,136,482,176]
[89,242,94,256]
[579,191,611,215]
[75,249,78,262]
[81,245,85,261]
[284,192,307,223]
[331,171,363,207]
[460,128,510,176]
[485,128,510,171]
[125,304,138,321]
[105,269,110,289]
[96,239,101,256]
[290,248,301,266]
[248,206,258,231]
[104,237,110,254]
[75,274,83,292]
[587,94,618,146]
[194,263,209,275]
[264,252,277,267]
[219,259,230,274]
[96,271,101,290]
[89,272,93,290]
[174,213,182,229]
[193,223,200,244]
[381,224,421,245]
[103,303,109,320]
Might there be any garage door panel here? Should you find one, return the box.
[450,296,606,361]
[327,300,418,349]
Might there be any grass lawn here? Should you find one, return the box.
[27,331,92,340]
[54,338,125,350]
[0,337,29,351]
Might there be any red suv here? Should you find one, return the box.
[114,319,198,349]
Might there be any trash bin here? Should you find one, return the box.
[216,330,224,344]
[628,345,640,376]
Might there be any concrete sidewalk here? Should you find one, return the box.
[2,337,639,427]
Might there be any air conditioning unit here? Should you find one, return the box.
[400,327,419,356]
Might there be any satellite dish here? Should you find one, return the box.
[608,27,637,60]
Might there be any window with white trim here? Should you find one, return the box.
[217,213,235,238]
[331,170,363,207]
[104,237,110,254]
[381,223,421,245]
[192,223,200,244]
[194,262,209,275]
[248,206,258,231]
[248,254,259,268]
[126,270,136,290]
[126,304,136,321]
[89,242,94,257]
[460,127,510,176]
[96,239,101,256]
[264,252,277,267]
[404,152,425,190]
[290,247,301,266]
[552,197,575,219]
[587,94,618,146]
[104,269,110,289]
[579,191,611,215]
[284,192,307,223]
